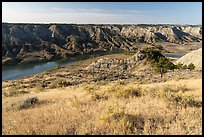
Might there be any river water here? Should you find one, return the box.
[2,60,75,81]
[163,53,182,58]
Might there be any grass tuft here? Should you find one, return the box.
[114,85,143,98]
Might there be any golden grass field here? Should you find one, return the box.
[2,78,202,135]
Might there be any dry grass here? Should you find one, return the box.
[2,87,29,97]
[113,85,143,98]
[48,78,70,89]
[2,79,202,135]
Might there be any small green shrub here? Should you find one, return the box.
[187,63,195,71]
[175,63,194,70]
[176,63,183,69]
[55,65,62,70]
[182,64,188,69]
[41,71,50,75]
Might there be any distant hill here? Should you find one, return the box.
[2,23,202,65]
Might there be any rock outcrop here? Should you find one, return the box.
[2,23,202,65]
[86,49,158,72]
[175,48,202,70]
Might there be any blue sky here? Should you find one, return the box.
[2,2,202,24]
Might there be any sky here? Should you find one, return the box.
[2,2,202,24]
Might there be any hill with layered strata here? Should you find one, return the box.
[2,23,202,65]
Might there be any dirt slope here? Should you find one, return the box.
[175,48,202,70]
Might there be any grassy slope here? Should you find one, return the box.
[2,78,202,135]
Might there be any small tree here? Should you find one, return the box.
[187,63,195,71]
[143,47,163,62]
[155,57,168,78]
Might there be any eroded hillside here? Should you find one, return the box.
[2,23,202,65]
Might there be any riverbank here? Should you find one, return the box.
[2,51,127,81]
[2,52,201,96]
[2,49,190,82]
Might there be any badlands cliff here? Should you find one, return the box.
[2,23,202,65]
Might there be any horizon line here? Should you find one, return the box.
[2,22,202,26]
